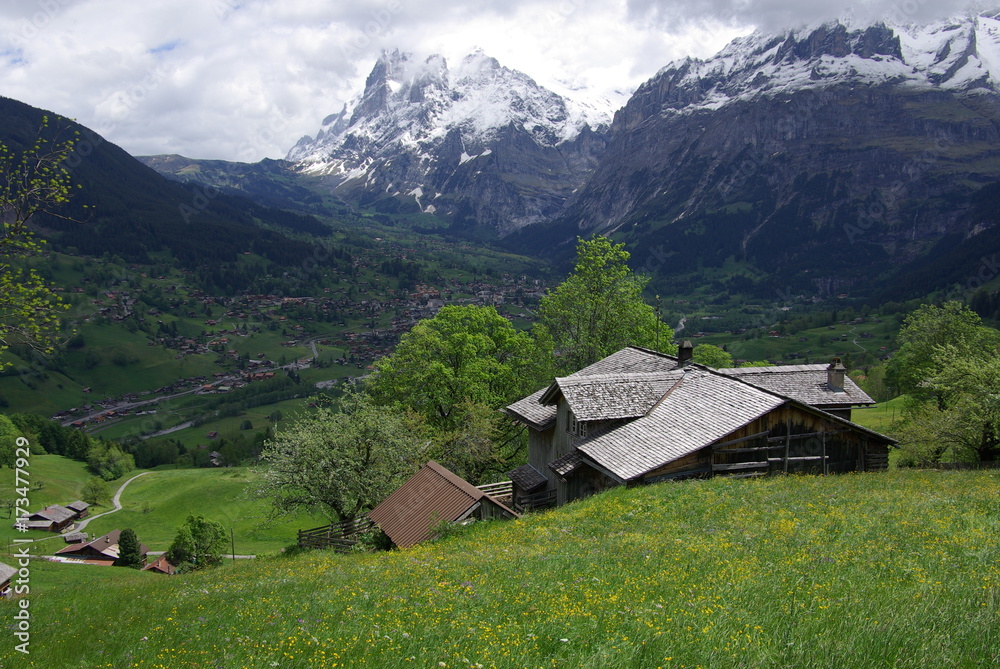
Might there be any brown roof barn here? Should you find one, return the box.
[505,346,894,509]
[369,461,519,549]
[142,555,176,575]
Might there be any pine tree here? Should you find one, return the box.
[116,528,143,569]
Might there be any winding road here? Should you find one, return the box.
[73,472,153,532]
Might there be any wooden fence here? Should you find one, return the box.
[297,515,375,552]
[476,480,513,499]
[513,489,557,514]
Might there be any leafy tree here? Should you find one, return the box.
[87,442,135,480]
[251,391,422,522]
[116,528,144,569]
[0,117,79,365]
[0,414,22,468]
[738,360,773,368]
[166,515,228,569]
[896,347,1000,464]
[80,476,111,505]
[368,305,551,430]
[888,302,1000,399]
[430,400,523,485]
[853,363,892,402]
[692,344,733,369]
[539,236,675,372]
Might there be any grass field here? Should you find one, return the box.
[4,469,997,668]
[79,466,327,554]
[0,457,327,558]
[849,395,908,435]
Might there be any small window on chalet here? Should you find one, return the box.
[567,412,587,438]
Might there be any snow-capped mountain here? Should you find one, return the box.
[287,49,610,235]
[617,12,1000,122]
[546,12,1000,299]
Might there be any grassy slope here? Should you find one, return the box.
[79,467,327,554]
[4,469,998,668]
[0,457,326,556]
[849,395,908,435]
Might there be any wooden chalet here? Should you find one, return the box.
[54,530,149,567]
[505,346,894,509]
[66,501,90,519]
[0,561,16,598]
[15,504,77,532]
[369,461,519,549]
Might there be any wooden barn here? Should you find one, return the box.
[369,461,519,549]
[15,504,76,532]
[54,530,149,567]
[505,346,893,508]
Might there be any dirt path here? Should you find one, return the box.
[74,472,153,532]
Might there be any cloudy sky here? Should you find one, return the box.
[0,0,987,162]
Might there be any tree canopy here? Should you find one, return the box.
[368,304,551,430]
[888,301,1000,398]
[538,236,675,372]
[166,515,228,570]
[896,344,1000,464]
[890,302,1000,465]
[252,391,422,522]
[692,344,733,369]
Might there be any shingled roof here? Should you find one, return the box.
[505,348,682,428]
[506,348,876,431]
[540,371,684,421]
[28,505,75,524]
[570,347,680,376]
[716,364,874,407]
[576,369,787,481]
[508,464,547,493]
[0,561,16,586]
[505,387,557,429]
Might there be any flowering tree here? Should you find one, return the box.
[0,116,79,365]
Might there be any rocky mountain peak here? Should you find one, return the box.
[285,49,612,236]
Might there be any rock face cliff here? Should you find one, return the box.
[548,14,1000,297]
[287,50,612,236]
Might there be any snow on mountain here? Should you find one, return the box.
[285,49,612,235]
[633,12,1000,117]
[287,49,611,173]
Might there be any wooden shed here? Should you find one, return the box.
[369,461,519,549]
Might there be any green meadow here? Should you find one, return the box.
[0,457,327,557]
[3,469,997,668]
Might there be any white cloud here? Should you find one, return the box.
[0,0,988,161]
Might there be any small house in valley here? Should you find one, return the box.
[142,555,176,575]
[54,530,149,567]
[0,561,16,598]
[65,501,90,519]
[369,461,519,549]
[15,505,76,532]
[505,346,894,509]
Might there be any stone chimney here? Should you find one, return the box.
[678,340,694,365]
[827,358,846,391]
